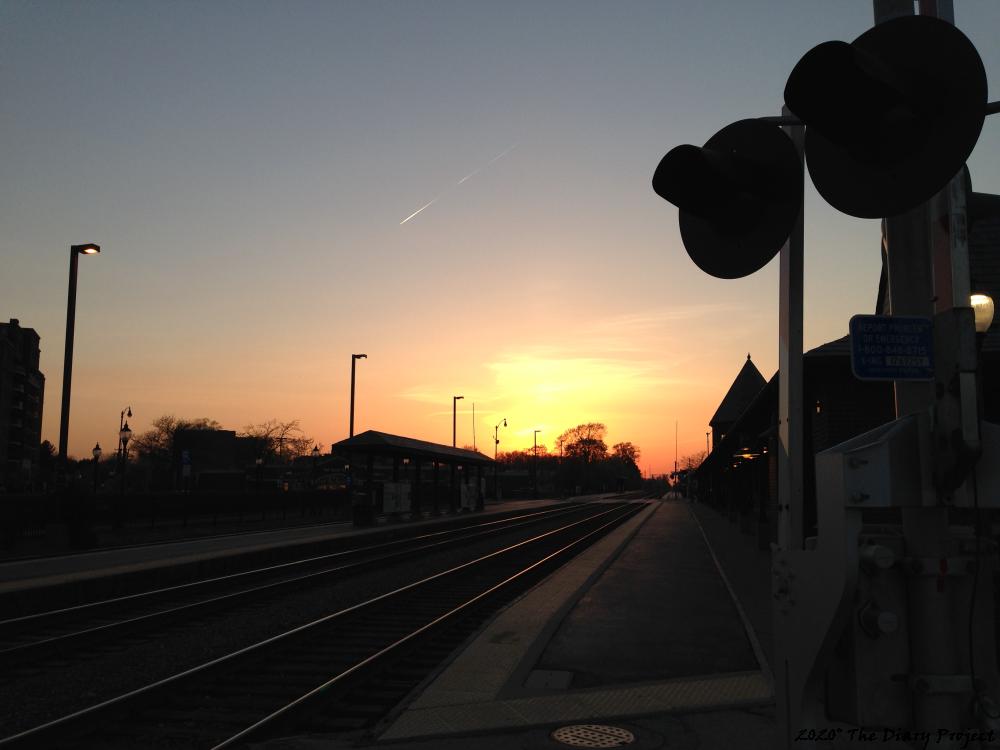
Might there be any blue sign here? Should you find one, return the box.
[849,315,934,381]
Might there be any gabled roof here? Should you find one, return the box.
[332,430,493,464]
[709,355,767,427]
[804,335,851,358]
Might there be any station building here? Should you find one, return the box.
[694,204,1000,548]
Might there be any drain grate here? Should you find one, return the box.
[551,724,636,748]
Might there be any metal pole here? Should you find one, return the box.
[674,420,678,477]
[350,357,357,437]
[873,1,964,739]
[533,429,540,498]
[772,103,807,750]
[58,248,80,461]
[777,106,805,551]
[452,396,463,447]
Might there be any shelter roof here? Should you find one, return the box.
[332,430,493,465]
[709,355,767,427]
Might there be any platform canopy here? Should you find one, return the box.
[332,430,493,466]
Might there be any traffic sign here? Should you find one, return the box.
[849,314,934,381]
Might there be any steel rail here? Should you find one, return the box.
[212,503,644,749]
[0,505,590,666]
[0,502,636,748]
[0,503,579,633]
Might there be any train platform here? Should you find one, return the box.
[256,498,780,750]
[0,497,583,605]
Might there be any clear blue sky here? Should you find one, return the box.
[2,1,999,470]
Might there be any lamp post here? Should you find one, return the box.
[494,418,506,501]
[58,243,100,464]
[255,457,263,492]
[350,354,367,437]
[92,443,102,494]
[117,406,132,467]
[452,395,464,447]
[118,421,132,497]
[311,444,320,488]
[706,431,710,456]
[533,429,541,499]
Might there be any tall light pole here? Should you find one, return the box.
[350,354,366,437]
[706,431,710,456]
[494,418,506,501]
[452,395,463,447]
[533,429,541,498]
[58,243,100,462]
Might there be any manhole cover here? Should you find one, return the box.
[551,724,636,748]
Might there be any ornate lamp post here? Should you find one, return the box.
[493,418,506,501]
[92,443,102,494]
[117,406,132,465]
[118,421,132,496]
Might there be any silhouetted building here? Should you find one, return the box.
[0,319,44,492]
[709,354,766,450]
[173,428,238,490]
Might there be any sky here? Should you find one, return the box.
[2,1,1000,475]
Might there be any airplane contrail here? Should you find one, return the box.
[400,143,518,225]
[399,197,440,225]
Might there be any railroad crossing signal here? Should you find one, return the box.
[784,15,987,219]
[652,10,1000,748]
[651,119,802,279]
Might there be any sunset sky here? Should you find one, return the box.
[3,2,1000,475]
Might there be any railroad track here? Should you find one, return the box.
[0,501,645,749]
[0,503,591,670]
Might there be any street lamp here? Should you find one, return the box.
[58,243,101,463]
[92,442,102,493]
[971,293,995,334]
[494,418,507,501]
[119,421,132,496]
[533,429,541,499]
[350,354,367,437]
[311,444,320,487]
[255,456,264,492]
[118,406,132,467]
[452,395,464,447]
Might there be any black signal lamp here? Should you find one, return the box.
[784,15,987,219]
[652,119,802,279]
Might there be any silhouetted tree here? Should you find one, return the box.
[38,439,56,490]
[611,441,640,466]
[240,419,315,462]
[132,415,223,463]
[559,423,608,464]
[680,451,707,471]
